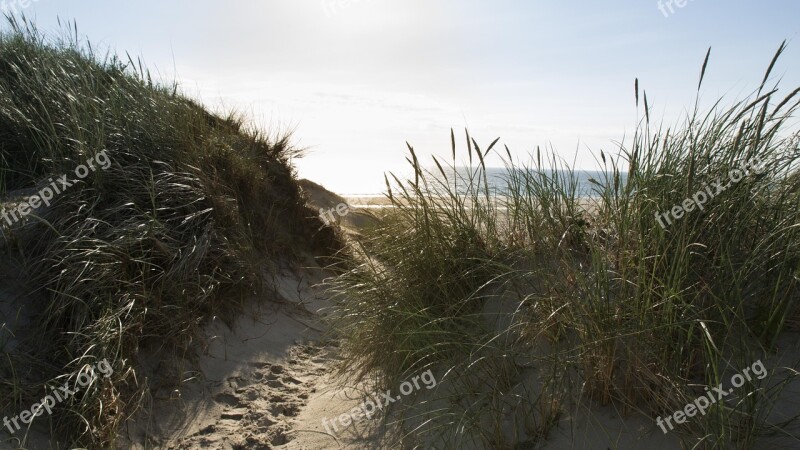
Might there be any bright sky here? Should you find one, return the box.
[5,0,800,194]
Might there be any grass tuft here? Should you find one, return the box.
[0,16,338,447]
[327,47,800,448]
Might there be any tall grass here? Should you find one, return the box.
[0,17,338,447]
[327,45,800,448]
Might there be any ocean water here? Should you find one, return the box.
[377,167,628,199]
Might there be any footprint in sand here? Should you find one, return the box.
[169,343,331,449]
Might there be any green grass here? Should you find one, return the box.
[326,45,800,448]
[0,17,338,448]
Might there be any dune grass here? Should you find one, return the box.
[326,45,800,448]
[0,17,338,448]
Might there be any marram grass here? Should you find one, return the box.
[0,17,337,448]
[326,45,800,448]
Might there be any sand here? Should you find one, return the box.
[2,182,800,449]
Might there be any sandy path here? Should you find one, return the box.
[114,262,347,450]
[143,262,390,450]
[166,343,332,449]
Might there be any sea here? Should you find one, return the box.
[345,167,628,199]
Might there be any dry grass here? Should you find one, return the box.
[0,17,338,448]
[326,45,800,448]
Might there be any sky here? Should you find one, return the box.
[2,0,799,194]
